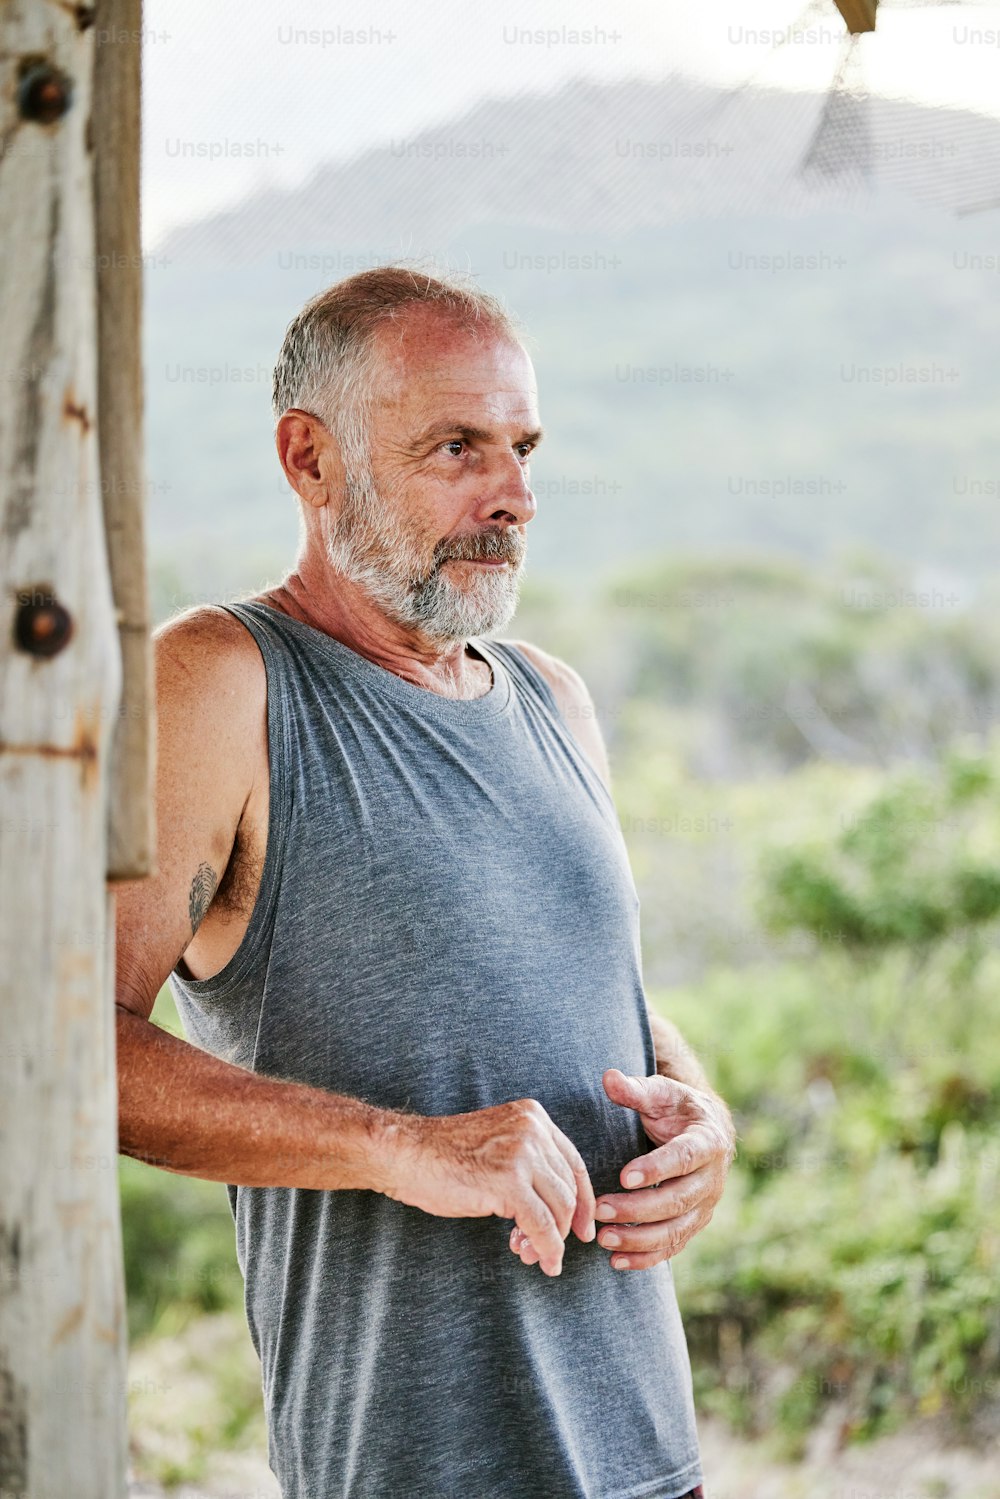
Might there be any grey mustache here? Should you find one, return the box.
[436,529,525,565]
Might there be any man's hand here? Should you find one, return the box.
[384,1099,597,1277]
[592,1068,736,1270]
[509,1069,735,1273]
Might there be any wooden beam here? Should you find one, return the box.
[832,0,878,33]
[0,2,128,1494]
[94,0,155,880]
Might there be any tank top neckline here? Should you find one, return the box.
[230,598,514,721]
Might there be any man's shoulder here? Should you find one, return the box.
[155,602,263,665]
[153,603,267,720]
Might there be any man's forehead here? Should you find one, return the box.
[377,373,540,436]
[371,312,535,398]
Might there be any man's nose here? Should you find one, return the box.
[483,451,536,527]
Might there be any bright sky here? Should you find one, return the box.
[142,0,1000,248]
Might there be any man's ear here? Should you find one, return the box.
[276,409,345,510]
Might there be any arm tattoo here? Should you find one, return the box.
[188,861,218,935]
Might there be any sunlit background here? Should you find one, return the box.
[126,5,1000,1495]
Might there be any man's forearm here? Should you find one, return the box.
[117,1007,411,1192]
[647,1010,717,1095]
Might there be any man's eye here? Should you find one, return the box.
[442,440,465,456]
[516,444,534,460]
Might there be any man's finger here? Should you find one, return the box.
[549,1125,597,1242]
[510,1141,583,1272]
[536,1160,578,1242]
[594,1166,713,1225]
[514,1189,563,1275]
[617,1128,715,1189]
[510,1225,541,1266]
[597,1206,704,1260]
[602,1066,683,1117]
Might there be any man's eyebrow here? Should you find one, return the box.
[411,422,545,448]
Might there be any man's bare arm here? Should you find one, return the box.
[117,1010,404,1187]
[113,607,393,1189]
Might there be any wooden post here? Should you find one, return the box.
[0,0,149,1492]
[94,0,155,881]
[832,0,878,33]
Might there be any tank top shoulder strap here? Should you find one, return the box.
[484,635,622,826]
[221,599,299,666]
[482,637,563,722]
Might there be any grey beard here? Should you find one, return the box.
[324,473,526,643]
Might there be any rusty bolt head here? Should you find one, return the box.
[14,597,73,658]
[18,63,73,126]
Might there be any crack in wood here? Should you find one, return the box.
[5,189,59,541]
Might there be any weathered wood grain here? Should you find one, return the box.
[0,2,130,1494]
[93,0,154,881]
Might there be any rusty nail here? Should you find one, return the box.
[14,598,73,658]
[18,63,73,126]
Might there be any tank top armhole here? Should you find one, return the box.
[171,602,293,998]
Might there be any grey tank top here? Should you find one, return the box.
[169,600,703,1499]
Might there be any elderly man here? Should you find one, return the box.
[116,266,735,1499]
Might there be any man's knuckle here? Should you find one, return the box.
[518,1097,546,1123]
[651,1152,675,1184]
[674,1140,696,1173]
[553,1171,575,1201]
[528,1199,554,1230]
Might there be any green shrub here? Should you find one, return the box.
[120,1158,243,1343]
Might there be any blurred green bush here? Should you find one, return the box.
[665,743,1000,1451]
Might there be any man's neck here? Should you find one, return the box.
[255,559,493,702]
